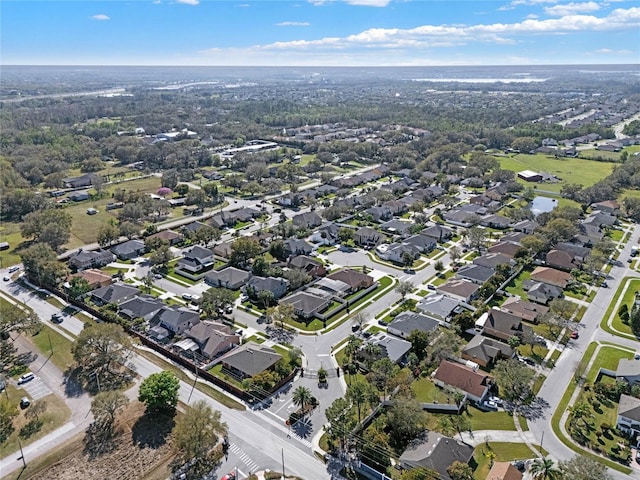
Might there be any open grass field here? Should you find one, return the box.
[473,442,545,480]
[0,222,25,268]
[30,323,76,372]
[497,153,615,189]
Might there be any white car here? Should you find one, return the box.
[181,293,193,301]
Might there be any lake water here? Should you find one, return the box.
[530,196,558,216]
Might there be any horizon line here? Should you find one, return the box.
[3,63,640,68]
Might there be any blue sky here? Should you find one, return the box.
[2,0,639,65]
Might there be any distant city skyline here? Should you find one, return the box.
[2,0,639,66]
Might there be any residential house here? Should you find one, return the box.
[326,269,375,292]
[436,279,480,303]
[150,306,200,335]
[512,220,538,234]
[184,321,240,359]
[217,342,282,379]
[421,224,454,243]
[354,227,385,247]
[292,211,323,229]
[68,269,112,290]
[473,253,514,271]
[592,200,620,216]
[213,241,233,259]
[245,276,289,299]
[204,267,251,290]
[616,359,640,386]
[63,173,95,188]
[479,308,533,342]
[376,242,420,264]
[111,239,145,260]
[288,255,327,278]
[462,336,514,368]
[433,359,493,403]
[616,394,640,442]
[481,214,512,230]
[501,231,527,244]
[358,331,412,365]
[485,462,523,480]
[146,229,184,246]
[416,293,473,324]
[68,249,115,271]
[404,234,437,254]
[583,211,618,230]
[387,311,440,339]
[530,266,572,289]
[545,249,581,272]
[399,431,474,478]
[380,219,413,236]
[281,291,331,319]
[526,282,562,304]
[68,191,90,202]
[363,205,392,223]
[456,264,495,285]
[488,241,523,259]
[90,283,140,306]
[181,221,209,236]
[283,238,313,257]
[308,277,351,297]
[178,245,215,273]
[500,297,548,323]
[309,223,339,246]
[119,295,165,321]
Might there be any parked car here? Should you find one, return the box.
[483,400,498,411]
[488,396,503,407]
[8,266,20,273]
[17,372,35,385]
[220,471,236,480]
[378,319,388,326]
[427,284,436,290]
[403,268,416,274]
[51,313,63,323]
[20,397,31,409]
[3,276,9,282]
[181,293,193,301]
[570,330,579,339]
[351,324,360,332]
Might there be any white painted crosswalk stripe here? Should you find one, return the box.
[229,443,260,472]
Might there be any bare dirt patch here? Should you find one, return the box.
[28,402,175,480]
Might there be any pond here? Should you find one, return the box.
[530,196,558,216]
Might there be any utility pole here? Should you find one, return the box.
[281,448,286,480]
[17,439,26,468]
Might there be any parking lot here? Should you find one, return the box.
[19,376,52,400]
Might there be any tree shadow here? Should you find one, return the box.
[131,412,175,449]
[63,366,87,398]
[292,417,313,439]
[518,396,550,421]
[83,422,119,459]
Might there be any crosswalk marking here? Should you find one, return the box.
[229,444,260,472]
[251,409,313,448]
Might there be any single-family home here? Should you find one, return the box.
[545,249,581,272]
[309,223,339,246]
[217,342,282,379]
[376,243,420,264]
[363,206,392,223]
[281,291,331,319]
[68,249,115,271]
[616,394,640,442]
[387,311,440,339]
[416,293,473,323]
[380,219,413,236]
[512,220,538,234]
[150,306,200,335]
[473,253,514,271]
[456,264,495,285]
[432,359,493,403]
[111,239,145,260]
[146,229,184,246]
[309,277,351,297]
[245,276,289,299]
[526,282,562,304]
[68,269,112,290]
[178,245,215,273]
[500,297,548,323]
[326,269,375,292]
[488,241,523,259]
[462,336,514,368]
[184,321,240,359]
[485,462,523,480]
[481,214,512,230]
[68,191,90,202]
[90,283,140,306]
[436,279,480,303]
[354,227,385,247]
[480,308,533,342]
[283,238,313,257]
[404,234,437,253]
[119,295,165,321]
[399,431,474,478]
[292,211,323,229]
[358,331,412,365]
[591,200,620,216]
[63,173,95,188]
[204,267,251,290]
[616,359,640,386]
[213,241,233,259]
[421,224,454,243]
[181,221,209,236]
[530,266,572,289]
[288,255,327,278]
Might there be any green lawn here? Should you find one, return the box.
[505,268,532,298]
[30,324,76,371]
[601,277,639,337]
[412,377,452,404]
[0,222,26,268]
[497,153,615,189]
[473,442,545,480]
[464,406,517,431]
[586,345,633,383]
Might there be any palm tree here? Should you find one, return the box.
[569,402,593,431]
[292,386,313,418]
[530,457,561,480]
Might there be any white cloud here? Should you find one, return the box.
[91,14,110,20]
[595,48,633,54]
[544,1,600,16]
[176,0,199,5]
[276,21,311,26]
[309,0,391,6]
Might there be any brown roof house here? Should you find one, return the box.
[218,342,282,380]
[488,241,523,259]
[592,200,620,216]
[500,297,548,323]
[436,279,480,303]
[545,249,581,272]
[68,269,112,290]
[184,321,240,359]
[530,266,572,289]
[462,336,514,368]
[146,229,184,246]
[354,227,385,247]
[432,359,493,403]
[326,268,374,292]
[485,461,523,480]
[479,308,533,342]
[399,431,474,479]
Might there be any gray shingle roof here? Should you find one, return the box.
[218,342,282,377]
